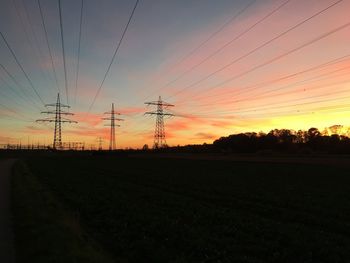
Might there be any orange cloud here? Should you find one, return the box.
[194,132,217,140]
[24,125,51,135]
[66,126,110,140]
[118,106,145,116]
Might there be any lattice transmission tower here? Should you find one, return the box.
[145,96,174,149]
[97,137,104,151]
[36,93,77,149]
[102,103,124,150]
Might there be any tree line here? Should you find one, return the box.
[159,126,350,154]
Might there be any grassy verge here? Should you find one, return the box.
[11,160,114,263]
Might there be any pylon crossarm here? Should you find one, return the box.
[44,103,56,107]
[162,102,174,107]
[36,119,56,123]
[144,101,159,105]
[40,111,73,116]
[41,111,56,114]
[104,111,121,115]
[60,120,77,123]
[45,103,70,108]
[145,102,174,107]
[102,117,124,121]
[145,112,174,116]
[104,124,120,127]
[60,118,77,123]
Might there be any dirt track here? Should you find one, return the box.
[0,159,15,263]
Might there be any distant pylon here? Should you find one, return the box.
[145,96,174,148]
[97,137,103,150]
[102,103,124,150]
[36,93,77,149]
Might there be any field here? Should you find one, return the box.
[12,155,350,262]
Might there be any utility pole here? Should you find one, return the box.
[102,103,123,150]
[36,93,77,150]
[145,96,174,149]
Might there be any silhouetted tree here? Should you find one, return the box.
[307,128,321,141]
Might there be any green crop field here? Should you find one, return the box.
[12,156,350,262]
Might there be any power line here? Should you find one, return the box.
[0,110,33,123]
[165,0,344,101]
[208,55,350,103]
[0,63,42,110]
[0,30,46,105]
[0,86,32,111]
[194,82,350,117]
[179,55,349,105]
[188,75,350,117]
[172,24,350,112]
[175,56,346,108]
[38,0,60,93]
[144,0,290,101]
[188,21,350,103]
[231,67,350,106]
[211,79,350,118]
[87,0,140,113]
[0,101,35,122]
[246,78,349,112]
[142,0,258,101]
[223,104,350,120]
[233,92,350,115]
[20,0,56,89]
[158,103,350,127]
[11,0,52,93]
[181,70,350,116]
[74,0,84,105]
[169,0,256,71]
[58,0,69,104]
[0,74,40,111]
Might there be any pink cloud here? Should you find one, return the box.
[74,112,103,127]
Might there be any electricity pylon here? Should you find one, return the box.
[97,137,104,150]
[102,103,123,150]
[145,96,174,149]
[36,93,77,149]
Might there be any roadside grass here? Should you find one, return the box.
[22,156,350,262]
[11,160,114,263]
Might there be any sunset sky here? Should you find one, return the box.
[0,0,350,149]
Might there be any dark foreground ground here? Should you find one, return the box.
[11,155,350,262]
[0,159,15,263]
